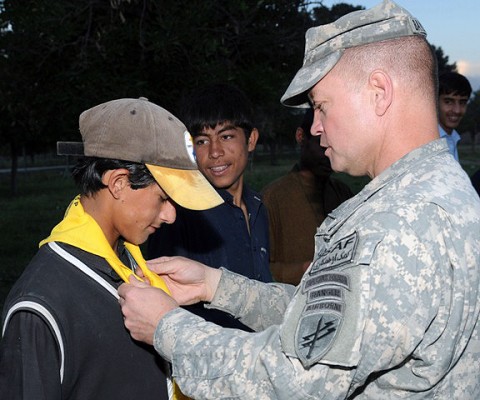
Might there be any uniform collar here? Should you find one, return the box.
[324,139,449,233]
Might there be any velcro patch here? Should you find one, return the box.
[303,272,350,294]
[310,231,358,274]
[296,310,342,367]
[307,286,343,303]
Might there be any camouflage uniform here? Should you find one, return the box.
[154,139,480,399]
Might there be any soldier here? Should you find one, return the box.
[119,1,480,398]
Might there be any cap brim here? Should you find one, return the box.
[281,50,342,108]
[146,164,223,211]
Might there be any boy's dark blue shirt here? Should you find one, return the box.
[147,185,272,331]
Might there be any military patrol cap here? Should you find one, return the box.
[281,0,426,108]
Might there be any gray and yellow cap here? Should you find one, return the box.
[57,97,223,211]
[281,0,426,108]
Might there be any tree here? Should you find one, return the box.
[0,0,162,194]
[1,0,312,178]
[431,44,457,75]
[459,89,480,149]
[0,0,462,190]
[311,2,363,24]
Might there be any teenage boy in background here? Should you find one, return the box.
[148,83,272,331]
[438,71,472,161]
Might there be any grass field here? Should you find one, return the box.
[0,146,478,310]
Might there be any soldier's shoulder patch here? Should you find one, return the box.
[296,267,350,368]
[295,305,343,367]
[310,231,358,274]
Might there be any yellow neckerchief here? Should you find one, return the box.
[40,195,191,400]
[39,195,170,293]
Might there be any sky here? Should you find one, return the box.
[322,0,480,92]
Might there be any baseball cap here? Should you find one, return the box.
[57,97,224,211]
[281,0,426,108]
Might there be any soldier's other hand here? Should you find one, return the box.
[118,276,178,344]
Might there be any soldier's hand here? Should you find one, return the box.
[118,276,178,344]
[146,256,222,305]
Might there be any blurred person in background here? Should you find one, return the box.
[262,108,353,285]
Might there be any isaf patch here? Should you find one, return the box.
[310,231,358,274]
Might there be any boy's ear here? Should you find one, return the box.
[102,169,129,199]
[247,128,259,152]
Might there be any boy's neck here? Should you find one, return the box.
[80,194,118,251]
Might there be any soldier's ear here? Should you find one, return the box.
[369,70,393,116]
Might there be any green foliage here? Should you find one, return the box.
[0,1,356,161]
[432,44,457,75]
[459,89,480,137]
[0,169,77,309]
[311,2,364,24]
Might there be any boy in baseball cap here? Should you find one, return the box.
[0,97,222,400]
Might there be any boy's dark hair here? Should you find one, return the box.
[439,72,472,98]
[72,157,156,196]
[178,83,255,140]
